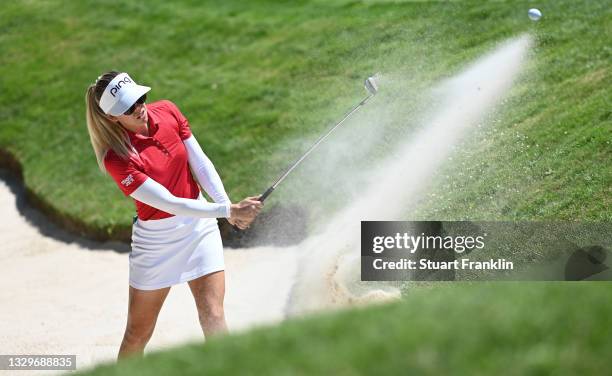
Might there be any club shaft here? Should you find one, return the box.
[259,93,373,202]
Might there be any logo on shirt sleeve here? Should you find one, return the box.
[121,174,135,187]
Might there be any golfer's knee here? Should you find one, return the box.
[201,303,225,323]
[123,323,155,346]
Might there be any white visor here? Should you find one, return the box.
[99,72,151,116]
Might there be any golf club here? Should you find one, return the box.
[258,75,379,202]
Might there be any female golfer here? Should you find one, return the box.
[85,71,262,359]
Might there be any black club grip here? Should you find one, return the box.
[258,186,275,202]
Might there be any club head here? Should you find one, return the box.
[364,76,379,96]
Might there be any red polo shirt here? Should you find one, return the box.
[104,100,201,220]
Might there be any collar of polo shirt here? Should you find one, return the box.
[99,72,151,116]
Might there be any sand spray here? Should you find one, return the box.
[284,35,533,315]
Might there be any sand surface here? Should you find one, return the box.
[0,175,299,375]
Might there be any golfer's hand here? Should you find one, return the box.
[229,196,263,229]
[228,217,249,230]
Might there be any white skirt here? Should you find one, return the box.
[130,206,224,290]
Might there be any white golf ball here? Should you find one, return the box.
[528,8,542,21]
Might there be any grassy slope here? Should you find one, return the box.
[0,1,608,236]
[413,1,611,221]
[1,0,609,374]
[79,283,612,376]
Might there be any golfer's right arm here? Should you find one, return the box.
[130,178,231,218]
[130,178,262,220]
[104,151,261,221]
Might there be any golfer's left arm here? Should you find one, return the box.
[183,135,231,205]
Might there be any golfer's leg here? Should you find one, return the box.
[118,286,170,360]
[188,271,227,337]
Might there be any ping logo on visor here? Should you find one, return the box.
[109,76,132,97]
[99,72,151,116]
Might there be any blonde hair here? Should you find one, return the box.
[85,71,134,172]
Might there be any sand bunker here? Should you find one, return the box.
[0,174,299,375]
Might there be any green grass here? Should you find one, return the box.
[0,0,608,236]
[77,283,612,376]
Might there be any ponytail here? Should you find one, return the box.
[85,71,133,172]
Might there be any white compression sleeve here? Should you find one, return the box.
[130,178,231,218]
[183,135,231,205]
